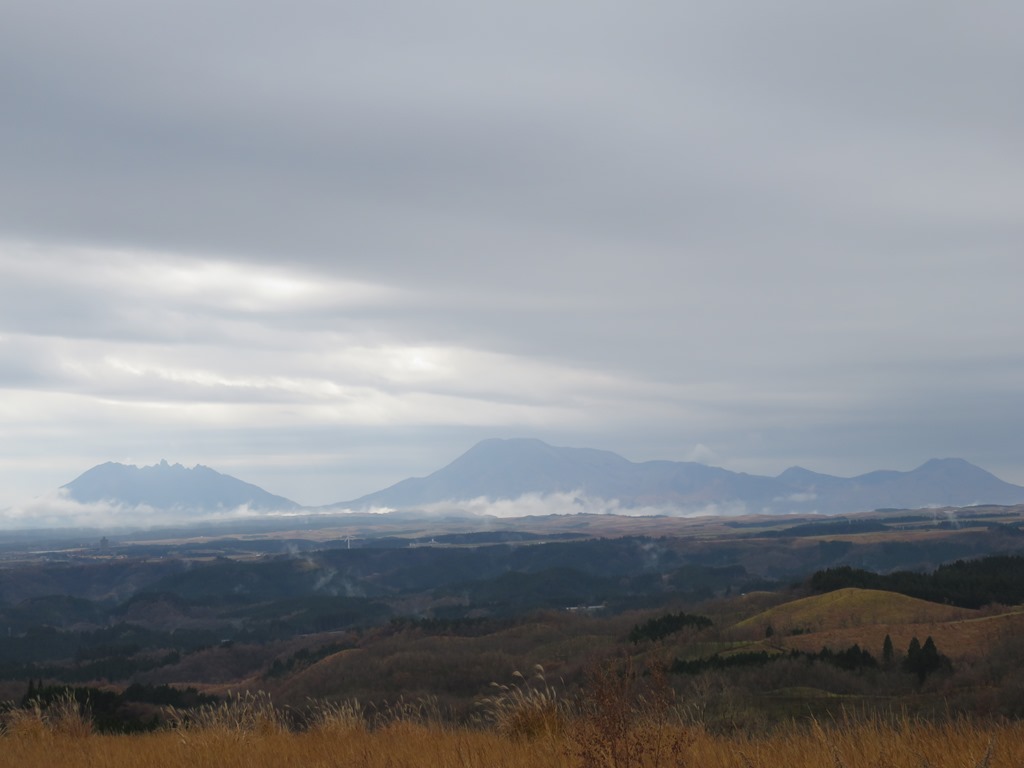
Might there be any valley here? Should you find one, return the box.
[2,502,1024,730]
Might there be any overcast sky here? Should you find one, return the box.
[1,1,1023,512]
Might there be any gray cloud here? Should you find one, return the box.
[1,1,1023,511]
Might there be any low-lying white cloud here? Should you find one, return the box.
[0,489,299,530]
[778,492,818,503]
[412,491,751,519]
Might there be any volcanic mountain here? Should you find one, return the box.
[63,460,299,513]
[59,441,1024,518]
[339,438,1024,515]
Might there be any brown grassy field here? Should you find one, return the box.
[721,587,1024,670]
[734,588,975,636]
[169,587,1024,723]
[1,707,1021,768]
[5,583,1024,766]
[778,607,1024,663]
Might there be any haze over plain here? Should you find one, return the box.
[1,2,1023,519]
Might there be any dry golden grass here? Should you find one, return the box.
[735,587,973,637]
[477,665,568,739]
[2,714,1024,767]
[7,667,1023,767]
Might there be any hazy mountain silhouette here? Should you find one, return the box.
[340,438,1024,515]
[63,460,299,512]
[57,443,1024,518]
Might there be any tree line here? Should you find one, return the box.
[808,555,1024,608]
[672,635,950,682]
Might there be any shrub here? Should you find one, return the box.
[571,657,689,768]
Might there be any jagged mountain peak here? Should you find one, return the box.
[62,460,298,512]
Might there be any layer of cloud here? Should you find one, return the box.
[0,489,298,530]
[1,2,1023,513]
[408,492,751,519]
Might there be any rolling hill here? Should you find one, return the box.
[734,587,975,636]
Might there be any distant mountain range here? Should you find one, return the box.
[59,440,1024,518]
[63,460,299,513]
[339,438,1024,515]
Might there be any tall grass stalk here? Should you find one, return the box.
[4,691,1024,767]
[166,690,285,735]
[477,665,568,739]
